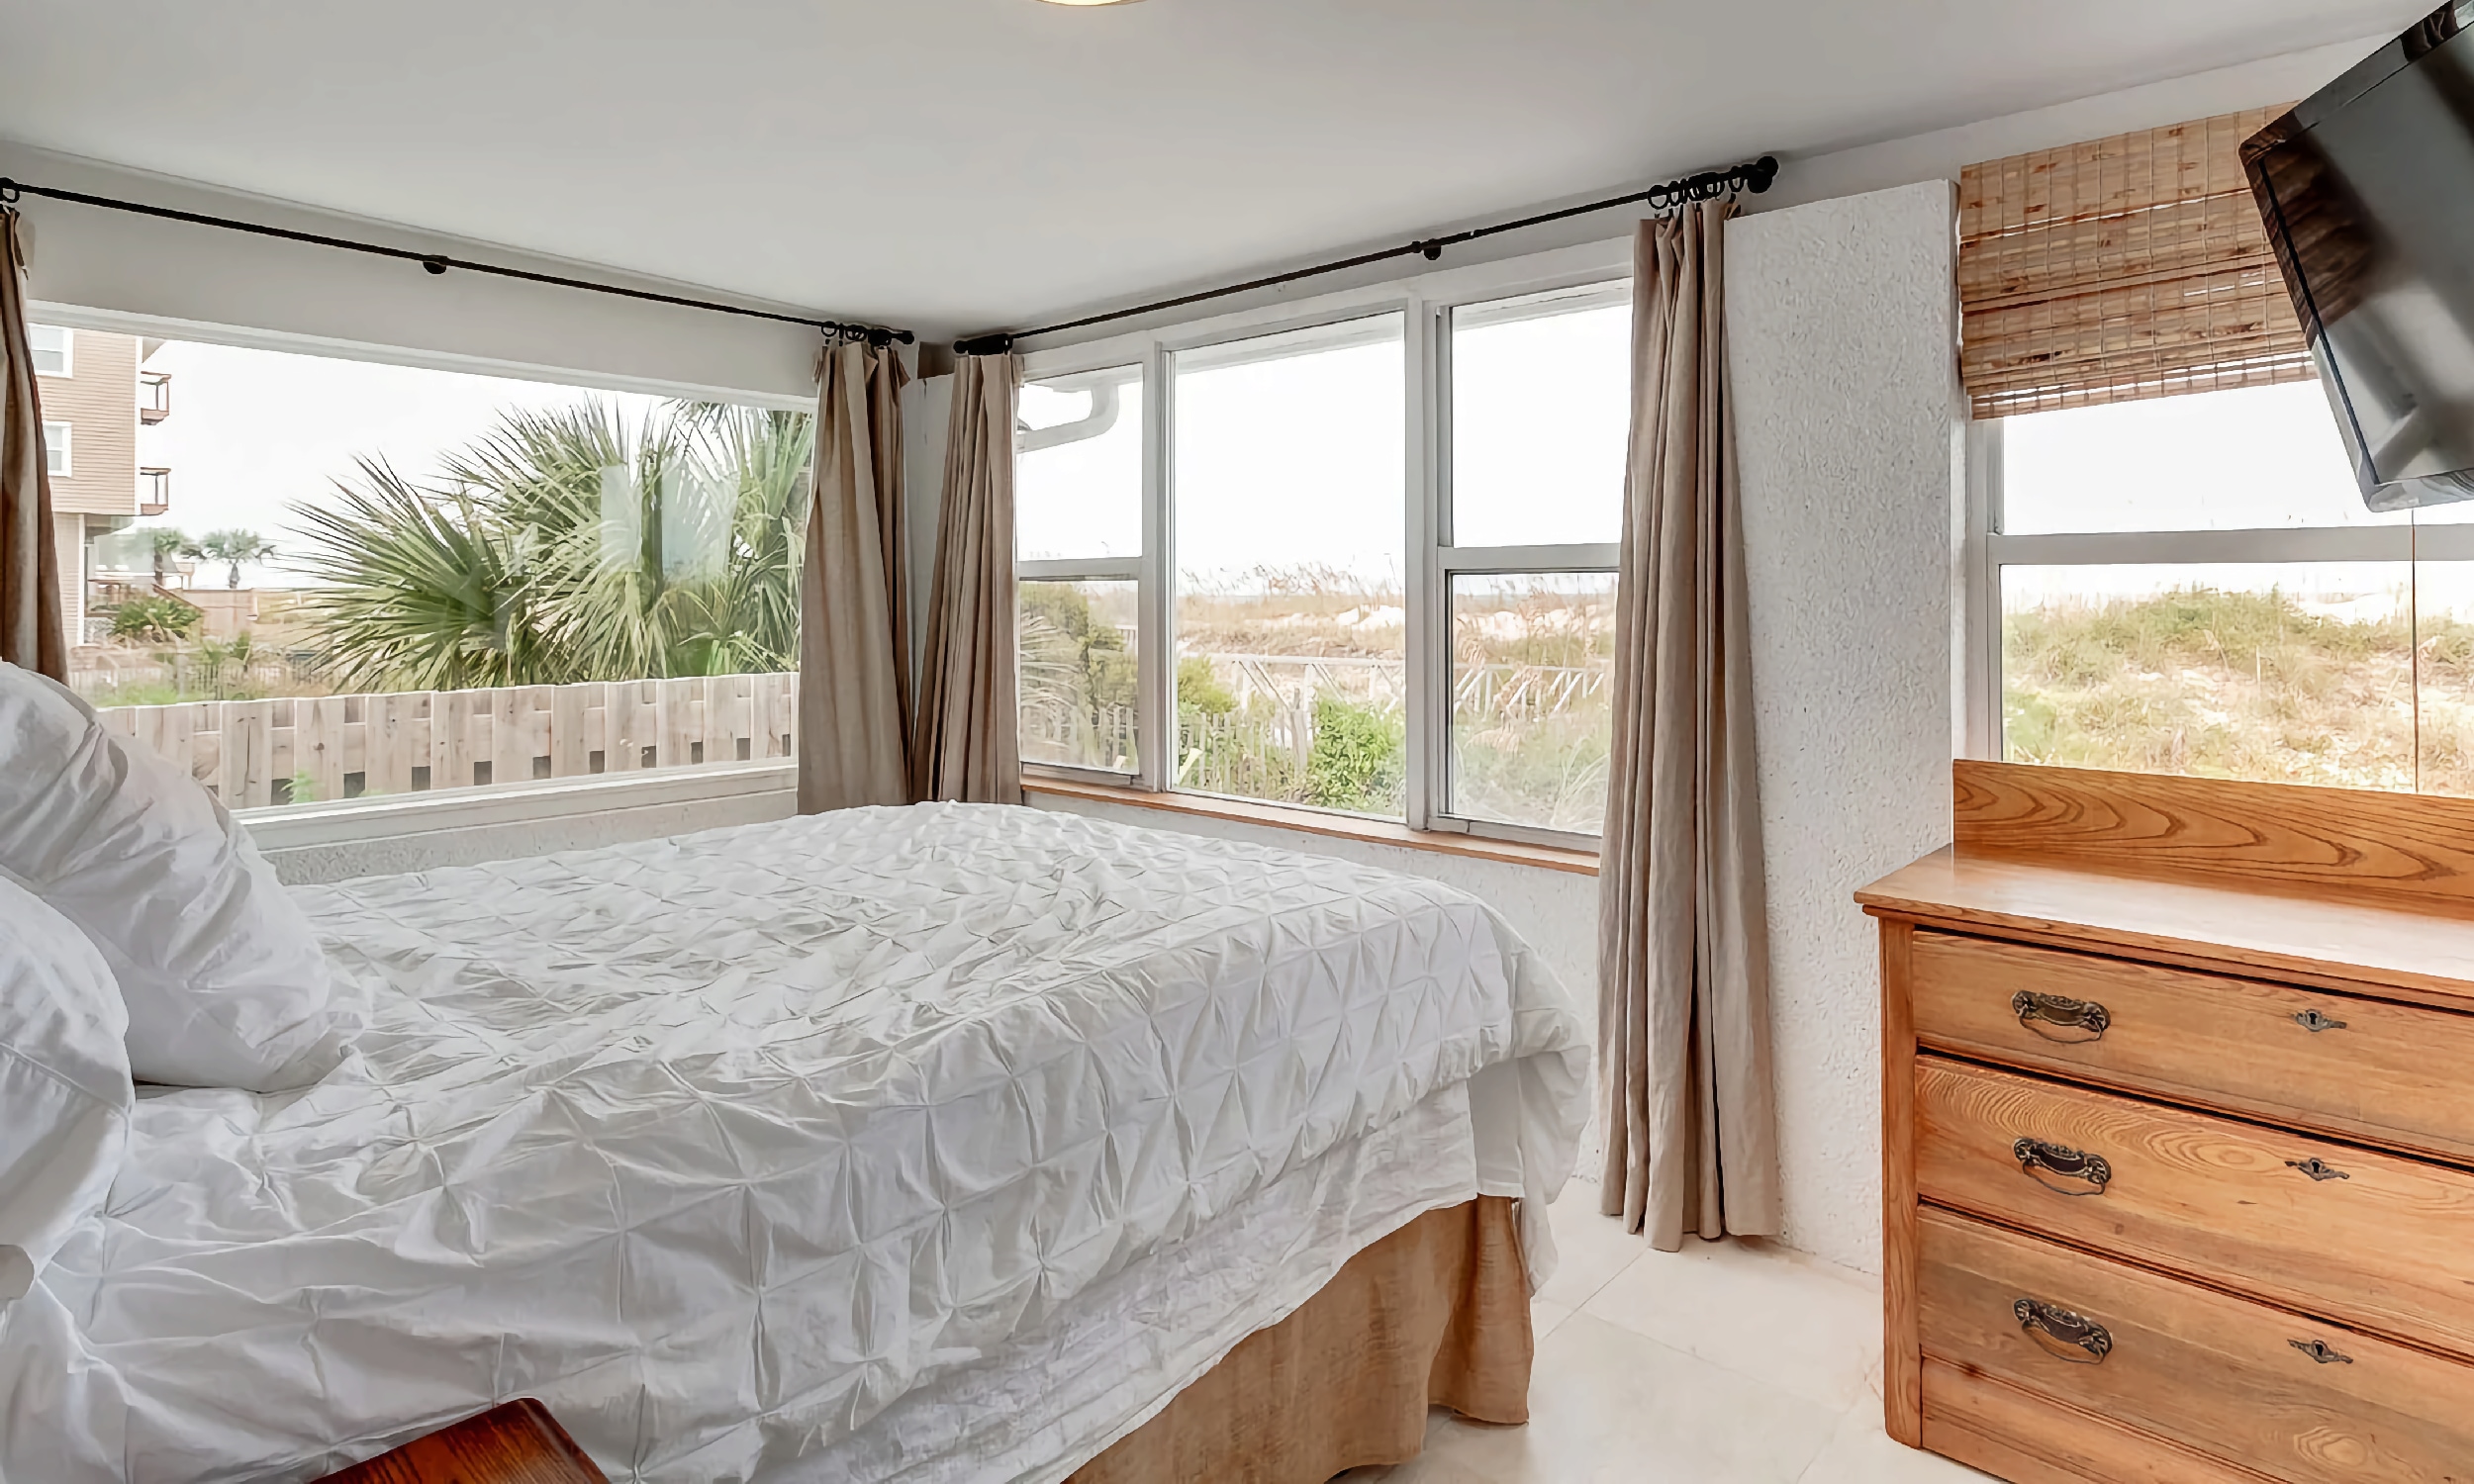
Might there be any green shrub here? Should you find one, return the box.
[1176,656,1236,715]
[107,595,203,643]
[1306,696,1405,814]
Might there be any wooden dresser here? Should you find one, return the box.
[1859,761,2474,1484]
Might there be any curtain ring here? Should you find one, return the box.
[0,179,20,206]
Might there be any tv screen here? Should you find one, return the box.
[2244,2,2474,510]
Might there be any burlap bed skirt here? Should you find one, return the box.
[1066,1196,1533,1484]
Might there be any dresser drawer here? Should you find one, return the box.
[1915,1056,2474,1359]
[1918,1207,2474,1484]
[1920,1356,2284,1484]
[1909,930,2474,1164]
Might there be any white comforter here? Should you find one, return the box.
[0,803,1589,1484]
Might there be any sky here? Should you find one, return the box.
[2004,379,2395,533]
[128,339,667,589]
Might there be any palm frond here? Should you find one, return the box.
[291,399,814,690]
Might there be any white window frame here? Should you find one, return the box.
[30,324,71,377]
[1961,414,2474,763]
[42,420,70,478]
[1018,237,1631,850]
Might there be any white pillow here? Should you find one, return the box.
[0,875,132,1304]
[0,663,362,1090]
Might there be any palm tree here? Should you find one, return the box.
[135,526,192,588]
[196,529,276,588]
[291,400,812,693]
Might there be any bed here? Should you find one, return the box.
[0,801,1589,1484]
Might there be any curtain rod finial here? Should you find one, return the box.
[1746,156,1780,194]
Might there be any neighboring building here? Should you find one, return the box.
[31,324,172,642]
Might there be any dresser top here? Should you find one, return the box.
[1860,847,2474,1009]
[1858,762,2474,1011]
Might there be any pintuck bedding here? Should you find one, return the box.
[0,802,1589,1484]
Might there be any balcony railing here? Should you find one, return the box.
[139,467,171,516]
[139,371,172,424]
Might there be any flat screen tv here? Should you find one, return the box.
[2244,1,2474,510]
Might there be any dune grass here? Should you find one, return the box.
[2003,584,2474,795]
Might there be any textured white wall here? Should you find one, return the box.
[1027,794,1601,1009]
[1726,180,1960,1273]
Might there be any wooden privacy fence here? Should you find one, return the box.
[95,674,800,809]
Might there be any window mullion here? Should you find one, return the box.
[1440,542,1621,574]
[1137,341,1173,792]
[1964,419,2000,760]
[1988,527,2418,565]
[1017,558,1140,583]
[1405,292,1441,833]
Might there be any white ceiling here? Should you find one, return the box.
[0,0,2426,340]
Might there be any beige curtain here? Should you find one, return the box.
[798,335,913,813]
[1598,202,1783,1252]
[912,351,1021,805]
[1,206,66,680]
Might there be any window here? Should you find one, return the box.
[42,420,69,477]
[30,324,71,377]
[1980,379,2474,794]
[1013,255,1631,847]
[1016,365,1144,776]
[1438,284,1626,833]
[1952,111,2474,796]
[1174,316,1407,817]
[67,330,809,811]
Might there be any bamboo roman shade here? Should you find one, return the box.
[1957,108,2316,419]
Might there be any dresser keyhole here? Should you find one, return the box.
[2293,1008,2348,1033]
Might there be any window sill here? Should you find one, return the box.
[1022,778,1601,876]
[239,761,798,852]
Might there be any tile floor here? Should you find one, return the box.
[1338,1186,1996,1484]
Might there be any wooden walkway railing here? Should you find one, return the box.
[96,674,799,809]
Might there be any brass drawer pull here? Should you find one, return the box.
[2015,1297,2113,1363]
[2012,990,2111,1042]
[2286,1158,2350,1182]
[2293,1008,2348,1033]
[2290,1339,2354,1365]
[2014,1137,2113,1194]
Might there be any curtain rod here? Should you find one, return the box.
[0,176,915,347]
[953,153,1778,356]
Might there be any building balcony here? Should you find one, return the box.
[140,467,171,516]
[140,370,172,423]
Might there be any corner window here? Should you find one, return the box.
[30,324,71,378]
[1983,380,2474,794]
